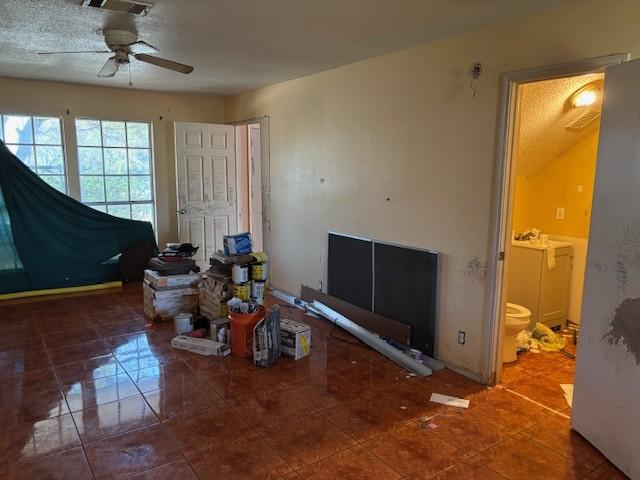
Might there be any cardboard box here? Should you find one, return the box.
[144,269,201,289]
[171,336,230,356]
[280,318,311,360]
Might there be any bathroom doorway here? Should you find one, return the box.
[484,54,629,392]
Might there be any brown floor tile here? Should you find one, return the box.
[188,436,292,480]
[48,338,111,365]
[143,378,225,420]
[233,387,308,426]
[96,317,149,337]
[72,393,158,443]
[361,424,464,478]
[472,434,591,480]
[3,414,81,463]
[521,413,606,470]
[125,459,198,479]
[4,446,93,480]
[295,445,401,479]
[427,408,514,456]
[470,387,549,432]
[0,348,52,377]
[115,346,182,372]
[44,327,101,350]
[429,461,506,480]
[84,423,183,479]
[164,406,254,455]
[255,411,355,469]
[127,362,200,393]
[54,355,126,385]
[65,372,139,412]
[583,460,631,479]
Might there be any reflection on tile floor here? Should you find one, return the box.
[0,284,629,479]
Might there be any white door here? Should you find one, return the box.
[572,59,640,479]
[175,122,237,269]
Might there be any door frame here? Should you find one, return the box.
[228,116,271,257]
[483,53,629,385]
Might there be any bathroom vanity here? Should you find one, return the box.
[507,240,573,330]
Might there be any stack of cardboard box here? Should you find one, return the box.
[143,269,201,321]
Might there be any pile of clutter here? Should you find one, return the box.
[143,244,201,321]
[143,233,311,368]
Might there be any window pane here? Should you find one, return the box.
[131,203,153,224]
[33,117,62,145]
[91,204,107,213]
[129,175,152,201]
[104,148,127,174]
[80,175,105,202]
[75,119,102,147]
[78,147,103,174]
[107,204,131,219]
[7,144,35,170]
[128,149,150,174]
[126,122,149,148]
[105,176,129,201]
[41,175,66,193]
[3,115,33,144]
[102,121,126,147]
[36,146,64,174]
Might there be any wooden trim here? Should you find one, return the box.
[300,285,411,346]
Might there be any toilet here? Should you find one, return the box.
[503,303,531,363]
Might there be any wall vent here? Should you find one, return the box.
[81,0,154,16]
[565,109,601,131]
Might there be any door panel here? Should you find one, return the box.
[572,59,640,479]
[175,122,237,269]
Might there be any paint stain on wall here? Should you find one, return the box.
[464,256,487,282]
[602,297,640,365]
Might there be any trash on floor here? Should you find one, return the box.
[171,335,230,356]
[430,393,470,408]
[560,384,574,407]
[253,306,282,367]
[280,317,311,360]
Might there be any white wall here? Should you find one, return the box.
[224,0,640,377]
[0,77,224,247]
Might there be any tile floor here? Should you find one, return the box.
[0,284,629,479]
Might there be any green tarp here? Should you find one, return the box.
[0,140,157,294]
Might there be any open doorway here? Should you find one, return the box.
[498,73,603,403]
[235,121,263,252]
[484,54,629,396]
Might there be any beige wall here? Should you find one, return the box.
[0,77,224,247]
[224,0,640,377]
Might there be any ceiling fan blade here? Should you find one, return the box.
[134,54,193,74]
[98,57,119,78]
[126,40,158,54]
[38,50,112,55]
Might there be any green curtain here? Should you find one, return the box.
[0,140,157,294]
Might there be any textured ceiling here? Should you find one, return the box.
[0,0,563,95]
[515,73,604,175]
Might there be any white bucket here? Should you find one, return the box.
[174,312,194,335]
[232,264,249,283]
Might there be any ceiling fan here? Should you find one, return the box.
[38,29,193,78]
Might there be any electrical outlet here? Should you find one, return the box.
[458,331,466,345]
[556,207,565,220]
[318,280,324,292]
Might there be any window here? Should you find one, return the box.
[0,114,67,193]
[75,119,155,226]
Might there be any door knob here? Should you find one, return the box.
[177,209,187,215]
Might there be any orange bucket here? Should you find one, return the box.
[229,306,265,358]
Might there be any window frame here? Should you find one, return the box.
[0,113,68,193]
[74,117,157,227]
